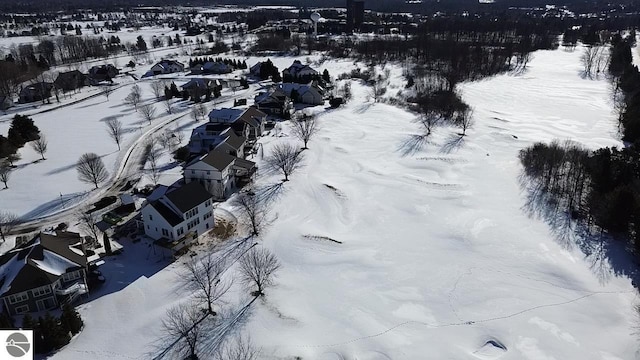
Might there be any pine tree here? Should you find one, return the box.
[60,303,83,335]
[21,314,35,329]
[0,311,13,329]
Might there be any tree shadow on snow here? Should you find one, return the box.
[396,134,428,157]
[439,134,465,154]
[520,175,640,287]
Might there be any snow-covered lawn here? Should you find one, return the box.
[48,46,638,360]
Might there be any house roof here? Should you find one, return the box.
[234,157,256,171]
[181,78,214,90]
[209,108,243,123]
[190,150,237,172]
[0,232,86,297]
[217,130,245,151]
[150,200,183,226]
[205,123,232,133]
[164,181,212,213]
[284,60,318,76]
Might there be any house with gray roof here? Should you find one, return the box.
[0,231,90,315]
[184,150,256,200]
[141,182,214,252]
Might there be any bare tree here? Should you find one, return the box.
[102,85,114,100]
[215,335,260,360]
[77,211,100,247]
[161,302,207,360]
[232,192,271,237]
[5,153,20,167]
[31,135,48,160]
[182,253,231,315]
[164,97,173,114]
[0,162,12,188]
[454,107,474,136]
[139,103,157,125]
[290,115,319,150]
[370,73,388,102]
[191,103,207,122]
[150,80,164,100]
[105,117,124,150]
[265,143,304,181]
[239,247,280,296]
[581,46,606,79]
[76,153,109,189]
[125,84,142,110]
[0,211,20,242]
[416,111,442,137]
[145,139,162,184]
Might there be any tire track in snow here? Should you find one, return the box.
[297,289,635,349]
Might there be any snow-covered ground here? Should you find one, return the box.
[47,46,638,360]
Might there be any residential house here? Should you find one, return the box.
[88,64,119,84]
[181,78,222,100]
[277,82,324,105]
[19,82,54,103]
[254,88,292,117]
[249,61,267,77]
[54,70,87,92]
[0,96,13,110]
[203,62,232,74]
[141,181,214,252]
[0,231,90,316]
[233,106,267,140]
[208,107,266,140]
[184,150,256,200]
[188,125,246,156]
[150,59,185,75]
[282,60,319,83]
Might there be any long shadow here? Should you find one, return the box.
[79,239,171,304]
[45,152,113,176]
[20,191,88,220]
[520,176,640,287]
[440,134,465,154]
[396,134,428,157]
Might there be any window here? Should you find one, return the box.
[204,211,212,220]
[177,227,184,236]
[191,170,195,174]
[162,229,169,236]
[31,286,51,298]
[8,292,29,304]
[207,171,210,175]
[14,305,30,314]
[149,214,153,220]
[62,271,81,283]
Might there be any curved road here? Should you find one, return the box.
[12,86,254,233]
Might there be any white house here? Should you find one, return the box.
[141,182,214,251]
[150,59,185,75]
[277,83,324,105]
[184,150,256,200]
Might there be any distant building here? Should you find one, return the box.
[149,59,185,76]
[277,82,325,105]
[346,0,365,33]
[184,150,256,200]
[282,60,319,83]
[88,64,119,84]
[0,96,13,110]
[54,70,87,92]
[19,82,54,103]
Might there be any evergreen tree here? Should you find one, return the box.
[0,311,13,329]
[136,35,147,52]
[21,314,35,331]
[322,69,331,83]
[8,115,40,148]
[60,303,83,335]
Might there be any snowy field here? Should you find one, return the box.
[47,46,639,360]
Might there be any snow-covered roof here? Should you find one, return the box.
[0,233,85,297]
[208,108,243,123]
